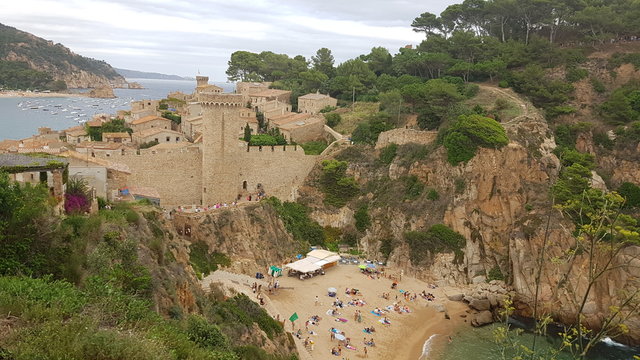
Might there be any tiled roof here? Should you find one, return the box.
[130,115,170,125]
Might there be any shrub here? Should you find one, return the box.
[189,242,231,276]
[498,80,509,88]
[351,112,394,145]
[186,315,229,350]
[565,67,588,82]
[590,77,606,93]
[405,224,466,265]
[617,182,640,208]
[442,114,508,165]
[324,113,342,127]
[427,189,439,201]
[263,197,325,246]
[404,175,424,200]
[487,265,505,281]
[378,143,397,165]
[319,160,359,207]
[300,141,327,155]
[320,105,337,113]
[354,205,371,232]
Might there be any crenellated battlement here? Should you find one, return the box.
[198,93,244,107]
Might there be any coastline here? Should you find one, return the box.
[380,299,469,360]
[202,266,473,360]
[0,91,86,98]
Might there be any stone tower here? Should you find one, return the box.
[196,75,209,88]
[199,92,245,205]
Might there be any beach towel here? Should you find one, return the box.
[346,345,357,350]
[379,318,391,325]
[330,328,341,334]
[399,289,405,293]
[363,329,372,334]
[370,310,381,316]
[335,318,348,322]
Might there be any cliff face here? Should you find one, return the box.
[170,203,300,275]
[303,95,640,344]
[0,23,126,88]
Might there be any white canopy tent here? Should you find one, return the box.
[284,249,340,275]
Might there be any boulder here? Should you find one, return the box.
[469,298,491,311]
[472,275,487,284]
[471,310,494,327]
[447,292,464,302]
[433,303,446,313]
[88,85,115,98]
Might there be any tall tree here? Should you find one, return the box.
[226,51,262,82]
[311,48,336,78]
[411,12,442,37]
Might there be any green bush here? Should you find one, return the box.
[354,205,371,232]
[442,114,508,165]
[161,111,181,124]
[189,242,231,276]
[617,182,640,208]
[351,112,394,145]
[565,67,588,82]
[405,224,466,265]
[319,159,359,207]
[590,77,606,93]
[300,141,327,155]
[187,315,230,350]
[378,143,397,165]
[427,189,439,201]
[487,265,505,281]
[404,175,424,200]
[263,197,325,246]
[319,105,337,113]
[324,113,342,127]
[498,80,509,88]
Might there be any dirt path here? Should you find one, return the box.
[478,84,535,126]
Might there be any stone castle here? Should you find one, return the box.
[90,82,321,206]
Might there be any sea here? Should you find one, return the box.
[0,78,235,141]
[425,322,640,360]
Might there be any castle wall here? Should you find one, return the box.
[374,128,438,149]
[237,145,317,201]
[95,147,202,206]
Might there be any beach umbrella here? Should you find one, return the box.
[335,334,346,341]
[328,287,337,293]
[358,264,366,269]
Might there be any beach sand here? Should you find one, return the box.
[215,264,471,360]
[0,90,84,98]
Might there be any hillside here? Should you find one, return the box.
[115,68,193,81]
[0,23,126,89]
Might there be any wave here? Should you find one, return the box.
[600,337,629,348]
[419,334,439,360]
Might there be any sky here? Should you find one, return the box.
[0,0,457,81]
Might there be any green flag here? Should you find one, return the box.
[289,312,299,322]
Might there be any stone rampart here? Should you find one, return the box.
[96,147,202,206]
[375,128,438,149]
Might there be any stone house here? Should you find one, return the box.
[270,112,324,143]
[257,100,291,120]
[129,115,173,133]
[249,89,291,107]
[236,81,271,99]
[63,150,131,201]
[65,126,90,144]
[130,99,159,121]
[75,142,128,158]
[132,128,185,145]
[103,132,132,143]
[298,92,337,114]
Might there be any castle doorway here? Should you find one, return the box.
[242,181,247,190]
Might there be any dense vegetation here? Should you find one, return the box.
[441,114,509,165]
[0,23,123,88]
[0,172,297,360]
[263,197,325,247]
[86,118,132,141]
[405,224,466,265]
[0,60,65,90]
[319,159,359,207]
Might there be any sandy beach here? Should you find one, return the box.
[0,90,85,98]
[203,264,470,360]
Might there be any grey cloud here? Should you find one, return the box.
[0,0,455,79]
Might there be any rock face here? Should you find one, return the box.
[88,85,115,98]
[305,92,640,345]
[171,204,300,275]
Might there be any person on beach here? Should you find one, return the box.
[315,295,319,306]
[364,346,368,357]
